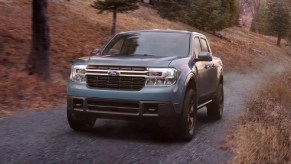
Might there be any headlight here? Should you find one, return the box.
[146,68,178,86]
[70,65,86,83]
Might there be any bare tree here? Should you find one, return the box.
[27,0,50,81]
[242,0,260,17]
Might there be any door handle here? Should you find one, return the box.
[204,65,210,69]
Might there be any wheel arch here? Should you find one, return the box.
[186,77,197,93]
[184,73,198,97]
[219,74,223,84]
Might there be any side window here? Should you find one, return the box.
[194,37,202,57]
[200,38,210,52]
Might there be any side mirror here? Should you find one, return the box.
[194,52,212,62]
[90,49,100,56]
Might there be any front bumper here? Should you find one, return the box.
[67,80,186,123]
[67,96,179,122]
[67,80,185,114]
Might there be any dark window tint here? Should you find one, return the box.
[103,32,191,57]
[194,37,201,57]
[200,38,210,52]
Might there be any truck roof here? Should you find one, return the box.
[118,29,206,37]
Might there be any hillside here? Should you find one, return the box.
[0,0,290,115]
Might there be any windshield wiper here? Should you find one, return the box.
[102,53,156,57]
[131,54,155,56]
[143,54,155,56]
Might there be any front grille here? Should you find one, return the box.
[87,99,139,114]
[86,75,146,90]
[85,65,147,91]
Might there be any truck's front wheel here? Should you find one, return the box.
[177,89,197,141]
[67,109,96,131]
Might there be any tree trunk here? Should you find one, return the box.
[111,9,117,35]
[277,33,282,46]
[27,0,50,81]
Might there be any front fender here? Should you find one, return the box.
[183,72,198,96]
[175,68,198,111]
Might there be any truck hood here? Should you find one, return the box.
[87,55,181,67]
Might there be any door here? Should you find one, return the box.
[193,37,212,102]
[200,38,218,97]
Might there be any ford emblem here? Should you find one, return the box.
[108,71,120,76]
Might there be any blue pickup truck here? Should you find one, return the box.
[67,30,224,141]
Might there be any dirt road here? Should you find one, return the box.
[0,72,266,163]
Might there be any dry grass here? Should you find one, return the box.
[0,0,290,115]
[226,72,291,164]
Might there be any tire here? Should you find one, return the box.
[67,109,96,131]
[207,83,224,120]
[177,89,197,141]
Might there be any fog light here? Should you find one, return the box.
[148,108,157,112]
[144,103,158,113]
[73,99,84,109]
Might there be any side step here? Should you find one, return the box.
[197,100,212,109]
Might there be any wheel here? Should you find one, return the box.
[207,83,224,120]
[67,109,96,131]
[177,89,197,141]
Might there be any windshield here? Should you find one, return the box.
[102,31,190,57]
